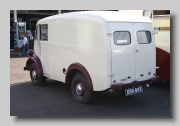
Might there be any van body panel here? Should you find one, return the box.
[109,22,156,84]
[108,22,136,84]
[35,15,112,91]
[132,23,156,81]
[39,42,112,91]
[39,11,151,23]
[32,11,156,91]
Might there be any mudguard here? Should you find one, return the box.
[65,63,93,91]
[24,55,44,77]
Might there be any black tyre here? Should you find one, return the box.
[30,63,46,86]
[71,74,92,104]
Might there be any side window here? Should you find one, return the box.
[113,31,131,45]
[40,25,48,41]
[137,31,151,44]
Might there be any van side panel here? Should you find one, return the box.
[39,16,112,91]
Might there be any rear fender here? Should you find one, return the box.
[65,63,93,91]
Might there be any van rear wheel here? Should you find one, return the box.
[30,63,46,86]
[71,74,92,104]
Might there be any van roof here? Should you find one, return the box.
[38,11,152,23]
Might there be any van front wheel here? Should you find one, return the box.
[30,63,46,86]
[71,74,92,104]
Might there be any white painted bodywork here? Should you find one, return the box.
[132,23,156,81]
[34,11,156,91]
[118,10,143,16]
[109,22,156,83]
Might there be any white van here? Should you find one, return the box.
[24,11,159,103]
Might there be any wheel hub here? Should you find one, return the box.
[76,83,83,95]
[32,70,37,79]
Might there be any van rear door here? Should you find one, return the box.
[132,23,156,81]
[109,22,156,84]
[109,22,136,84]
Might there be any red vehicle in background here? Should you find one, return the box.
[154,15,170,82]
[153,14,170,83]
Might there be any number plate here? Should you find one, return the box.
[125,86,143,96]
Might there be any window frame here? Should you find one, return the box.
[113,31,131,45]
[40,24,48,41]
[35,25,38,41]
[136,30,152,44]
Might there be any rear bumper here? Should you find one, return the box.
[110,76,159,90]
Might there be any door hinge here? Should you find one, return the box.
[107,32,112,36]
[110,73,115,77]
